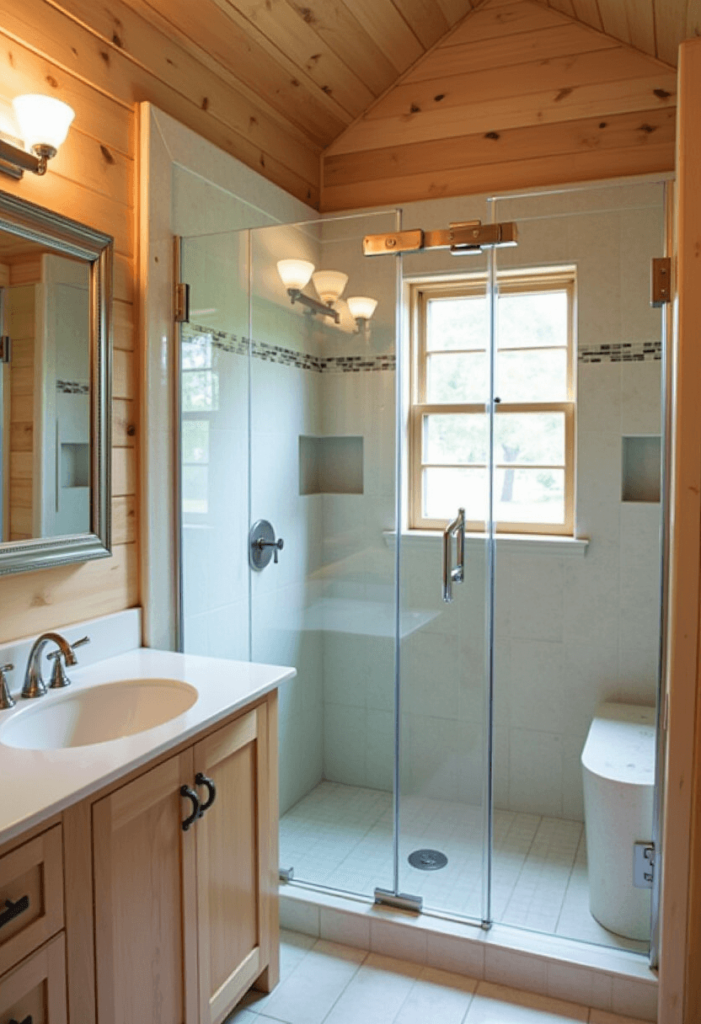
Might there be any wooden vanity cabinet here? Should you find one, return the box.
[89,695,279,1024]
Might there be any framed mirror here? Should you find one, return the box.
[0,191,112,576]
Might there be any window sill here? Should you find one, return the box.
[382,530,589,557]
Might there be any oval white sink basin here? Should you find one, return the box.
[0,678,198,750]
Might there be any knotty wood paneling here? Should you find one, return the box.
[321,0,676,210]
[0,20,138,644]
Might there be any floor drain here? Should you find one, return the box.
[408,848,448,871]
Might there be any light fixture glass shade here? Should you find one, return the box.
[12,95,75,154]
[347,296,378,321]
[312,270,348,305]
[277,259,314,291]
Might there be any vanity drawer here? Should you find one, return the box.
[0,826,64,976]
[0,932,67,1024]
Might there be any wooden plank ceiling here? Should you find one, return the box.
[321,0,678,209]
[33,0,698,208]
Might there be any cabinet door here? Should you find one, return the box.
[92,750,198,1024]
[194,702,275,1024]
[0,932,67,1024]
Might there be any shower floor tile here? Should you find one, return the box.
[280,782,648,955]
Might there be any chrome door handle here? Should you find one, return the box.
[442,507,465,603]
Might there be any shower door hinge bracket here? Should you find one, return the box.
[634,842,655,888]
[0,335,10,363]
[175,282,190,324]
[374,888,423,914]
[651,258,671,306]
[279,866,295,883]
[363,220,518,257]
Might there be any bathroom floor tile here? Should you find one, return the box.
[227,934,622,1024]
[280,783,649,955]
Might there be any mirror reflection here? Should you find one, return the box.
[0,229,91,542]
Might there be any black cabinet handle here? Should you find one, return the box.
[9,1016,32,1024]
[0,894,29,930]
[195,772,217,817]
[180,785,200,831]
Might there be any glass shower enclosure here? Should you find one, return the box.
[177,177,667,956]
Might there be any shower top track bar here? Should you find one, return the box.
[363,220,518,257]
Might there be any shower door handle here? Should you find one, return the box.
[442,507,465,603]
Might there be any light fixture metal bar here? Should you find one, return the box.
[288,287,340,324]
[0,138,42,179]
[363,220,518,257]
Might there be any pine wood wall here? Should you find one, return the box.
[321,0,677,210]
[0,6,138,643]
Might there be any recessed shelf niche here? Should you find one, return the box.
[622,435,661,503]
[299,435,363,495]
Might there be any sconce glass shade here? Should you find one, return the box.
[12,95,75,156]
[277,259,314,291]
[347,296,378,321]
[312,270,348,305]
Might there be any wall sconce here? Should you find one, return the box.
[277,260,376,331]
[347,296,378,333]
[0,95,75,180]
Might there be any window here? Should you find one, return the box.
[409,270,575,535]
[181,331,219,516]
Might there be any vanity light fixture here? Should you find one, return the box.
[347,295,378,333]
[0,95,75,180]
[276,259,345,324]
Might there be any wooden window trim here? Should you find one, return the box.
[409,271,576,536]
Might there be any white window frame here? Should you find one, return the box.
[409,269,576,536]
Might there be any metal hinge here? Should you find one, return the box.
[175,282,190,324]
[634,842,655,888]
[374,888,423,913]
[651,258,671,306]
[279,866,294,883]
[0,335,11,363]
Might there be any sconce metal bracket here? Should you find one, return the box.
[288,287,340,324]
[363,220,518,257]
[0,138,46,180]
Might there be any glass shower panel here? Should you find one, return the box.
[179,230,251,661]
[248,213,400,899]
[490,181,666,953]
[396,238,494,922]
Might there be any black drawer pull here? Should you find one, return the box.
[0,894,29,929]
[195,773,216,817]
[9,1016,32,1024]
[180,785,200,831]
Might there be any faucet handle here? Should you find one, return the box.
[47,635,90,689]
[0,664,15,710]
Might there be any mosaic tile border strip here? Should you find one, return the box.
[56,380,90,394]
[579,340,662,363]
[185,324,396,373]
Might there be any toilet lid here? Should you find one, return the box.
[581,702,656,785]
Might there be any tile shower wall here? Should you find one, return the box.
[321,183,664,821]
[181,225,326,815]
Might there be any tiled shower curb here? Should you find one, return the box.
[279,885,658,1022]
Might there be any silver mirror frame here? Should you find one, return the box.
[0,191,113,576]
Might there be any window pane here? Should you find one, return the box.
[426,295,488,351]
[183,465,208,515]
[495,412,566,466]
[424,414,488,465]
[494,468,565,524]
[182,370,219,413]
[424,467,487,523]
[182,419,210,464]
[497,289,568,349]
[426,352,488,403]
[497,349,568,402]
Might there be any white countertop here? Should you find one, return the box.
[0,648,295,847]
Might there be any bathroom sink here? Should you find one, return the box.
[0,678,198,750]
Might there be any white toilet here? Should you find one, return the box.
[581,702,656,941]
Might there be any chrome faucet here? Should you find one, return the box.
[22,632,89,699]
